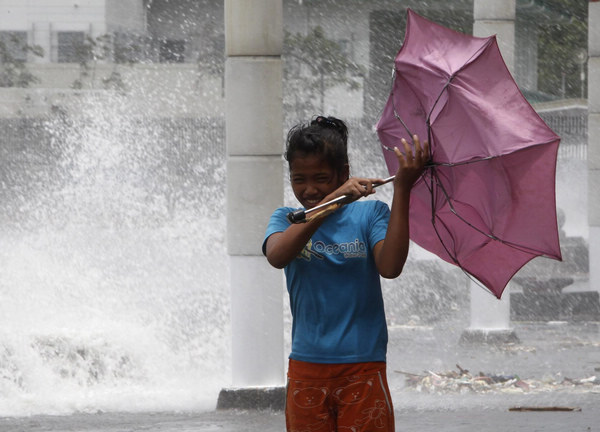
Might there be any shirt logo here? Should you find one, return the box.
[298,238,367,261]
[298,239,324,261]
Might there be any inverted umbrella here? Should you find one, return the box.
[375,9,562,298]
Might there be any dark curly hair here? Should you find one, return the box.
[285,116,349,175]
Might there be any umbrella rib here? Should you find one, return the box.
[384,68,417,148]
[426,168,509,298]
[431,167,499,243]
[425,37,495,150]
[427,174,498,296]
[431,167,549,256]
[423,169,462,267]
[430,214,497,295]
[432,137,560,167]
[427,37,494,126]
[426,75,455,126]
[434,156,496,167]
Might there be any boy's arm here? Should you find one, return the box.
[264,218,325,269]
[265,177,382,269]
[373,135,429,279]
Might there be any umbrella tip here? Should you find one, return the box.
[287,209,307,224]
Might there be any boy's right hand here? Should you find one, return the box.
[327,176,384,204]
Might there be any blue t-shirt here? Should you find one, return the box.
[263,200,391,364]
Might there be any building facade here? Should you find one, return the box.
[0,0,584,120]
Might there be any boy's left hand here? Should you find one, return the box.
[393,134,430,189]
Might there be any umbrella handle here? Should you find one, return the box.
[287,176,395,224]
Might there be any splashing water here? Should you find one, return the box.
[0,92,229,416]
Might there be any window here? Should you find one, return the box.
[338,36,355,62]
[0,31,28,62]
[57,31,85,63]
[159,39,185,63]
[113,32,149,63]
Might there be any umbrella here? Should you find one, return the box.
[375,9,562,299]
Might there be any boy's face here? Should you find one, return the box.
[289,153,348,209]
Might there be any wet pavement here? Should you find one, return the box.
[2,321,599,431]
[387,320,600,392]
[3,402,599,432]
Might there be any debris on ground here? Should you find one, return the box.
[396,364,600,394]
[508,406,582,412]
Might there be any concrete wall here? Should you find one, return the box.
[0,0,148,63]
[146,0,224,65]
[283,1,371,72]
[282,1,370,119]
[0,0,109,62]
[2,1,577,121]
[105,0,145,33]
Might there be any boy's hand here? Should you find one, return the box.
[393,135,430,189]
[329,176,384,203]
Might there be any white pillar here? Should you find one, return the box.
[224,0,284,390]
[589,1,600,294]
[474,0,516,70]
[463,0,517,343]
[469,282,512,329]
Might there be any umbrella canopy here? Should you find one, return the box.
[375,9,562,299]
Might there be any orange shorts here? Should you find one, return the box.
[286,359,395,432]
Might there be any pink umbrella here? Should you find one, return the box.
[375,9,562,299]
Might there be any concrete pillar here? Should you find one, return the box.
[462,0,518,344]
[514,21,538,92]
[474,0,516,71]
[218,0,285,410]
[589,1,600,294]
[459,281,518,344]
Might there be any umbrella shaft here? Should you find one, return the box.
[287,176,395,223]
[309,175,395,215]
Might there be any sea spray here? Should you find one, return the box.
[0,92,229,416]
